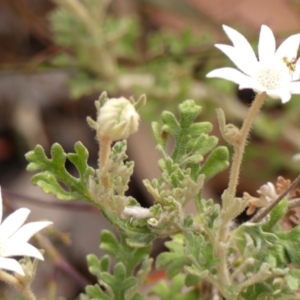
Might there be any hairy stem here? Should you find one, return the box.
[230,258,254,281]
[215,239,231,291]
[235,263,272,293]
[214,92,266,298]
[0,270,36,300]
[228,92,267,197]
[97,131,112,189]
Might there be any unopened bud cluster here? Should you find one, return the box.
[97,97,140,141]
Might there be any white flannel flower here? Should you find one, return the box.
[0,188,52,275]
[207,25,300,103]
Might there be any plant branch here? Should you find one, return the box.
[228,92,267,197]
[0,270,36,300]
[97,131,112,189]
[288,197,300,210]
[230,258,254,281]
[235,263,272,293]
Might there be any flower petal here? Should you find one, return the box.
[206,67,252,85]
[258,25,276,62]
[238,77,265,92]
[222,25,258,66]
[293,60,300,80]
[288,81,300,94]
[0,208,30,239]
[0,257,24,275]
[275,34,300,60]
[266,89,291,103]
[3,242,44,260]
[215,44,257,75]
[8,221,52,244]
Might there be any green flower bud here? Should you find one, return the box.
[97,97,140,141]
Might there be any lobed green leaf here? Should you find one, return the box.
[26,142,95,202]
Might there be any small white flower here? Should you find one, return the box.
[0,188,52,275]
[97,97,140,141]
[207,25,300,103]
[245,182,278,215]
[257,182,278,203]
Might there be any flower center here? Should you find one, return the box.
[253,60,290,90]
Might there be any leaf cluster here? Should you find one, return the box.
[232,198,300,299]
[152,99,228,182]
[28,94,300,299]
[143,99,228,235]
[81,230,152,300]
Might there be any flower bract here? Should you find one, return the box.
[97,97,140,141]
[207,25,300,103]
[0,188,52,275]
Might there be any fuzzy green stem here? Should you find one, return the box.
[228,92,267,197]
[214,93,266,299]
[235,263,272,293]
[230,258,254,281]
[214,236,232,298]
[98,131,112,189]
[0,270,37,300]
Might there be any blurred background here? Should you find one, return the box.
[1,0,300,298]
